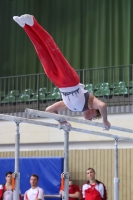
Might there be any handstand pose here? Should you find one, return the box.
[13,14,111,130]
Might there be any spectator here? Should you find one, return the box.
[59,178,80,200]
[24,174,44,200]
[0,171,22,200]
[82,168,107,200]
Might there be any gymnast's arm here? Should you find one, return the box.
[45,101,68,114]
[93,97,111,129]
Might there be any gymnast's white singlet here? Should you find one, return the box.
[59,83,88,111]
[3,191,13,200]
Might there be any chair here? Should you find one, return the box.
[84,84,93,94]
[112,87,128,96]
[94,82,109,90]
[39,87,47,94]
[52,87,59,93]
[129,88,133,94]
[111,81,126,89]
[55,92,61,101]
[39,93,46,101]
[34,88,47,95]
[129,81,133,88]
[45,92,57,101]
[17,94,31,103]
[21,88,34,96]
[84,84,94,93]
[100,82,109,88]
[8,90,19,96]
[2,95,16,104]
[119,87,128,95]
[112,88,119,96]
[94,84,100,90]
[30,94,38,102]
[95,88,110,97]
[31,93,46,102]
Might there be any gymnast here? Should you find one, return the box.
[13,14,111,130]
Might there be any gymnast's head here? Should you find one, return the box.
[83,109,101,121]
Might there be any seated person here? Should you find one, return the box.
[59,179,80,200]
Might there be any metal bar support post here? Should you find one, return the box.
[63,130,69,200]
[13,121,20,200]
[58,121,71,200]
[114,139,120,200]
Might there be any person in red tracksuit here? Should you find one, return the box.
[59,179,80,200]
[82,168,107,200]
[13,14,111,130]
